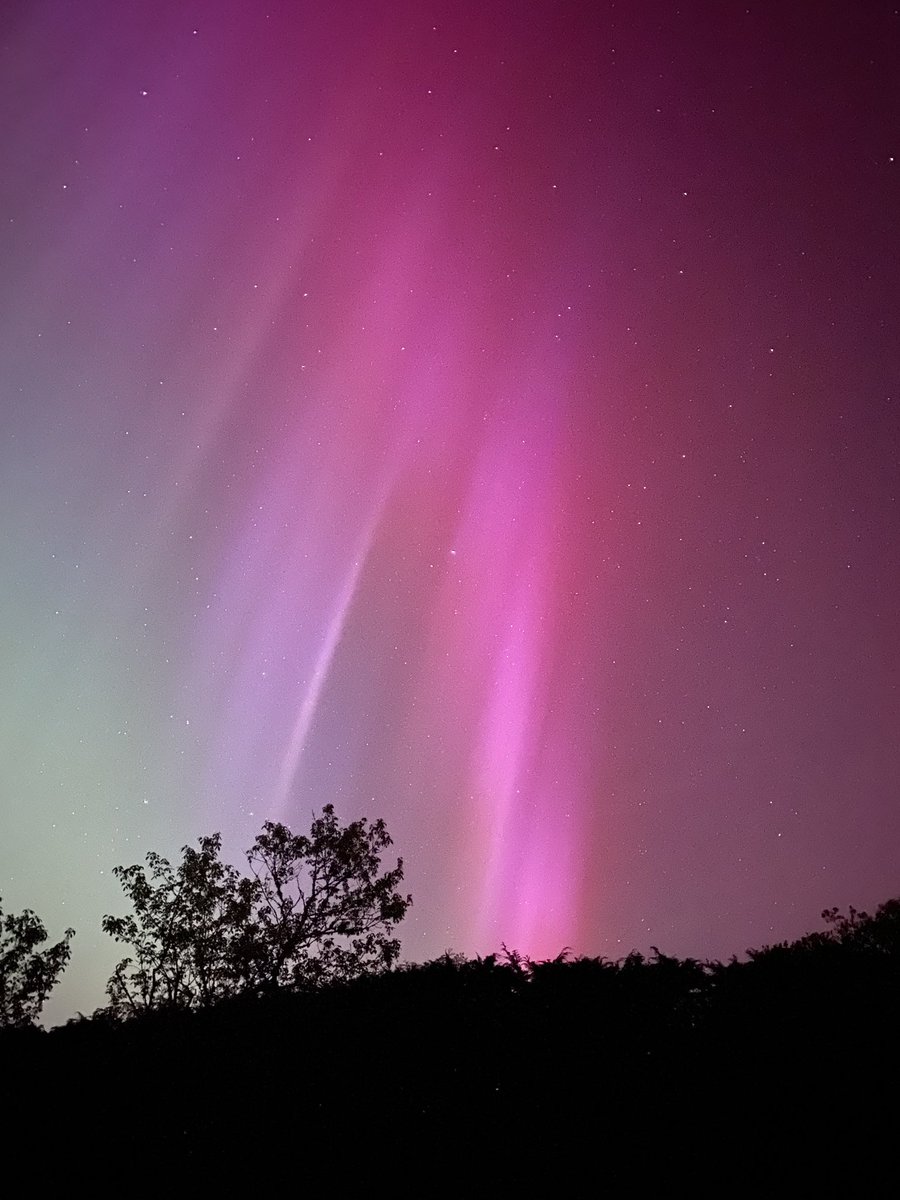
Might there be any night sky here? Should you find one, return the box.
[2,0,898,1025]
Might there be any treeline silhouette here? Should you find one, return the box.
[2,808,897,1182]
[3,900,899,1182]
[1,804,410,1027]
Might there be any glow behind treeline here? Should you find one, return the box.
[1,1,897,1024]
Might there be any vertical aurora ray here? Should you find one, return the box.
[388,363,598,956]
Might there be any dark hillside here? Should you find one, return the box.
[4,903,899,1185]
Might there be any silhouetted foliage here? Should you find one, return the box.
[0,895,73,1027]
[820,897,900,953]
[101,805,411,1015]
[237,806,411,990]
[4,887,899,1187]
[102,833,251,1015]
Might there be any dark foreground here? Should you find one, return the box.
[3,911,899,1187]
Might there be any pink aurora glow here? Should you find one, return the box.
[4,1,898,1025]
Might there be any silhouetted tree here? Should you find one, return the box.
[0,895,73,1027]
[237,806,412,991]
[102,805,411,1013]
[819,899,900,954]
[102,833,251,1015]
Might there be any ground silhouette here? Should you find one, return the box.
[2,897,898,1185]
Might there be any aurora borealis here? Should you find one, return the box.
[1,0,898,1025]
